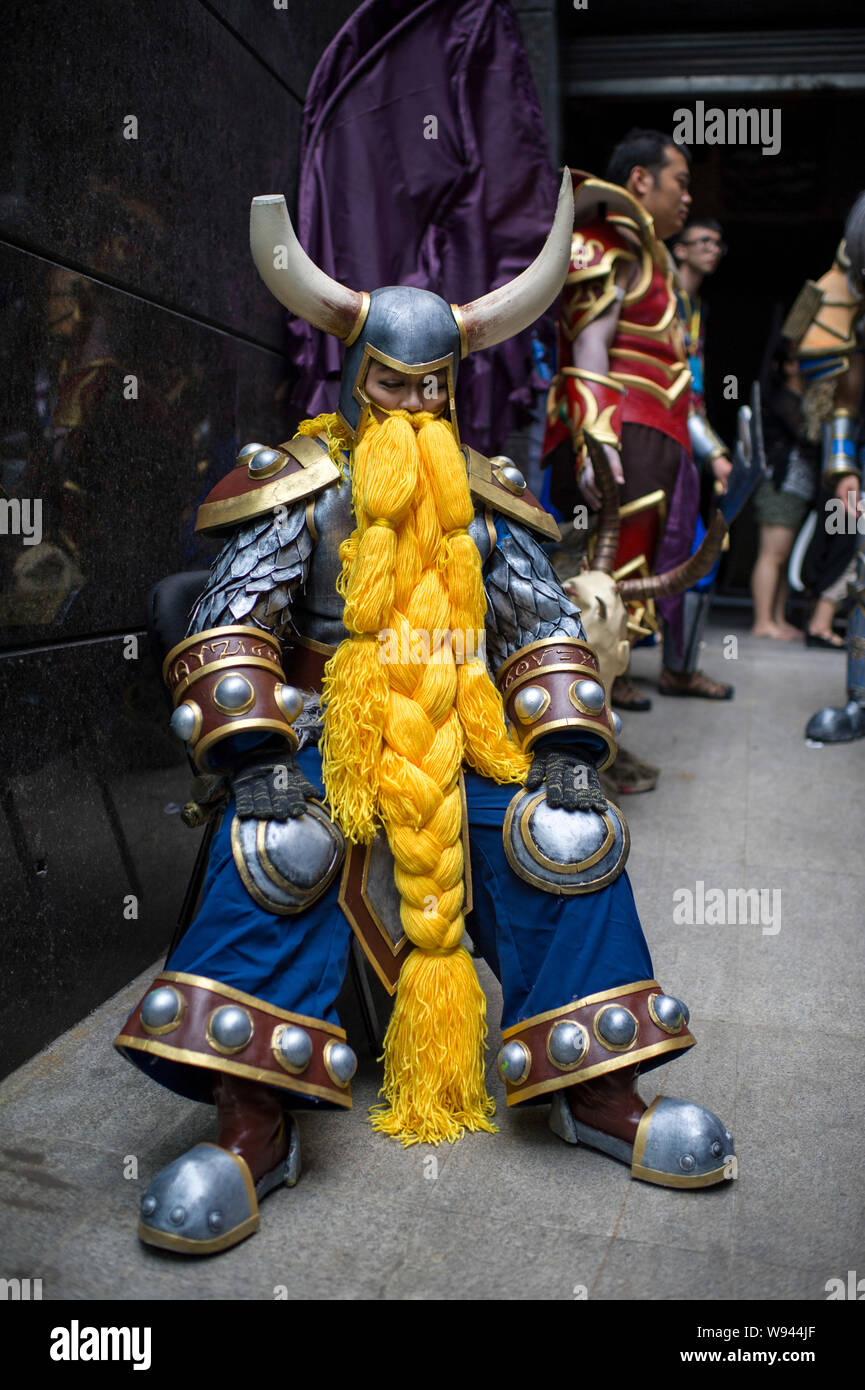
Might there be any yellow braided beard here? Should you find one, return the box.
[319,408,528,1144]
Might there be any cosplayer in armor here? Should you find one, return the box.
[115,175,735,1256]
[543,136,735,704]
[789,193,865,742]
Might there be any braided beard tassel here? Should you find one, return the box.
[370,946,497,1145]
[322,409,524,1143]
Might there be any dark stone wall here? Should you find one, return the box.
[0,0,356,1078]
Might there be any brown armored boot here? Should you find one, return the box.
[549,1063,735,1189]
[212,1074,291,1184]
[138,1076,301,1254]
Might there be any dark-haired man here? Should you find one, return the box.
[668,218,735,678]
[544,129,732,704]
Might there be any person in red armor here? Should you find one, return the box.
[544,129,732,708]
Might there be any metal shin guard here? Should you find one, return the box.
[662,590,712,675]
[497,982,696,1105]
[805,576,865,742]
[138,1124,301,1255]
[549,1091,735,1189]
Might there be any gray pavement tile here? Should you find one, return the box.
[422,1093,629,1239]
[731,870,864,1030]
[731,1256,842,1301]
[591,1238,734,1300]
[730,1025,864,1272]
[379,1206,611,1300]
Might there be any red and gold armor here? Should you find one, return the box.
[544,172,691,459]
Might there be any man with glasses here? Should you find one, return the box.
[667,219,735,686]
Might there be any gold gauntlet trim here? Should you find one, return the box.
[164,625,300,774]
[560,367,625,450]
[497,637,617,769]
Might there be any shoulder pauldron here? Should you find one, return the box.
[195,436,341,537]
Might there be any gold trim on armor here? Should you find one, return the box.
[465,446,560,541]
[140,986,186,1036]
[517,794,615,873]
[195,452,341,534]
[647,992,685,1035]
[517,714,617,764]
[322,1038,351,1089]
[512,686,551,725]
[568,679,609,716]
[505,1036,694,1105]
[617,291,678,338]
[630,1161,732,1189]
[352,345,459,445]
[139,1146,259,1253]
[496,634,600,684]
[271,1024,311,1076]
[609,367,691,408]
[247,448,289,480]
[115,1035,352,1106]
[228,811,339,917]
[629,1095,731,1186]
[500,1040,532,1085]
[611,347,686,381]
[502,795,628,892]
[502,980,659,1038]
[172,657,283,705]
[450,303,469,358]
[162,624,282,687]
[545,1021,590,1072]
[139,1213,259,1255]
[291,632,338,657]
[205,1006,254,1055]
[157,971,347,1036]
[212,675,256,716]
[482,506,498,556]
[592,1005,639,1053]
[304,496,318,545]
[342,291,370,348]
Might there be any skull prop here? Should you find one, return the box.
[563,436,728,694]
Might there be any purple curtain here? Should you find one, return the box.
[287,0,558,454]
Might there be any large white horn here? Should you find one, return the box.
[250,194,368,342]
[454,169,574,355]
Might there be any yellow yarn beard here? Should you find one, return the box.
[318,408,529,1144]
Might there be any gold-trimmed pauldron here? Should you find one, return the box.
[496,980,696,1106]
[163,625,302,774]
[497,636,617,769]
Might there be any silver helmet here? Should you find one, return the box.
[249,172,574,441]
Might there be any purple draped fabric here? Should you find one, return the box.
[654,448,701,651]
[286,0,558,454]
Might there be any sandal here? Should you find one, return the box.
[658,669,734,700]
[611,675,652,711]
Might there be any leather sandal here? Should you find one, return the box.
[611,675,652,711]
[658,669,734,700]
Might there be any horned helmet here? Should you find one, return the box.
[249,173,574,444]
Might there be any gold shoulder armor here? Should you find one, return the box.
[465,447,560,543]
[195,435,342,536]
